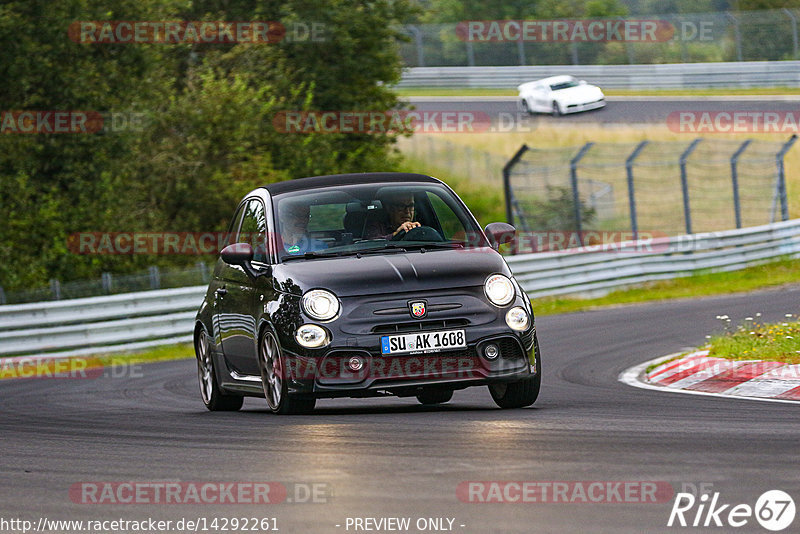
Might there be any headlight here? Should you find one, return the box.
[301,289,340,321]
[505,307,530,331]
[484,274,515,307]
[295,324,330,348]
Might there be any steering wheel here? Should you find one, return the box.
[391,225,444,242]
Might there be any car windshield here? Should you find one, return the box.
[549,80,579,91]
[272,182,487,261]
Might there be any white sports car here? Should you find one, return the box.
[518,75,605,116]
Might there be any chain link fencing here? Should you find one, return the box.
[503,136,797,253]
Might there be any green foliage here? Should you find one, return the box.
[0,0,413,291]
[520,186,596,231]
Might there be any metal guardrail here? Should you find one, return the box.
[398,61,800,89]
[2,220,799,359]
[507,219,800,297]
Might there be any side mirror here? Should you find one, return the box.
[484,222,516,250]
[221,242,268,279]
[221,242,253,266]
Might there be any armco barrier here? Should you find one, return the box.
[2,220,800,359]
[398,61,800,89]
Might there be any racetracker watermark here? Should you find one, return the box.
[272,111,538,134]
[0,357,143,380]
[456,19,674,42]
[457,481,674,503]
[284,354,499,383]
[0,111,147,134]
[68,21,325,44]
[69,482,332,504]
[667,111,800,133]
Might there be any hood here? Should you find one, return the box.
[555,85,603,103]
[272,247,510,297]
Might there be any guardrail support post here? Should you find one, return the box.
[149,265,161,290]
[679,138,702,235]
[502,144,530,232]
[570,142,594,246]
[50,279,61,300]
[730,139,751,229]
[101,272,112,294]
[776,134,797,221]
[625,141,649,241]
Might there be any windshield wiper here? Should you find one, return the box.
[281,244,408,261]
[403,242,465,251]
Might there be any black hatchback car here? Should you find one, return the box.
[194,173,540,413]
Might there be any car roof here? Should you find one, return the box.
[262,172,443,195]
[535,75,576,85]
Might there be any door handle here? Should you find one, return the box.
[215,287,228,298]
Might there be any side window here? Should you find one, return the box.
[238,199,268,263]
[223,203,247,249]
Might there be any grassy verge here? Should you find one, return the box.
[704,315,800,365]
[0,343,195,380]
[532,257,800,317]
[396,87,800,97]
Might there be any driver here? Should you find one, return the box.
[364,192,421,239]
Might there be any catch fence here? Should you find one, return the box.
[503,136,797,253]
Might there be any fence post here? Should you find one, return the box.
[407,25,425,67]
[50,279,61,300]
[730,139,751,229]
[517,38,526,65]
[727,12,743,61]
[465,146,472,179]
[502,144,530,229]
[197,262,210,284]
[101,272,112,294]
[149,265,161,290]
[625,141,649,241]
[571,43,579,65]
[783,9,799,58]
[0,286,6,305]
[570,142,594,246]
[466,40,475,67]
[679,138,702,235]
[776,134,798,221]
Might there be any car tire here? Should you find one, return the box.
[521,99,532,115]
[551,101,561,117]
[488,334,541,409]
[195,329,244,412]
[259,330,316,415]
[416,389,454,405]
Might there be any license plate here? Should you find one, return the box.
[381,329,466,355]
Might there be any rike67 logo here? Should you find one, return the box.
[668,490,795,531]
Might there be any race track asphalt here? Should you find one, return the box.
[2,286,799,533]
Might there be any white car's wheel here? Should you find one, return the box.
[551,101,562,117]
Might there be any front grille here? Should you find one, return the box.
[371,318,470,334]
[497,337,525,361]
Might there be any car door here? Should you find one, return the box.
[534,83,550,112]
[218,197,265,375]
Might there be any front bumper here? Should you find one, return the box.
[563,99,605,114]
[283,329,536,397]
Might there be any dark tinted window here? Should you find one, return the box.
[238,199,268,262]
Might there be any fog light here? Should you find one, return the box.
[505,307,530,331]
[295,324,329,348]
[347,355,365,372]
[484,344,499,360]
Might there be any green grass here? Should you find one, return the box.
[396,86,800,97]
[532,257,800,317]
[705,316,800,365]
